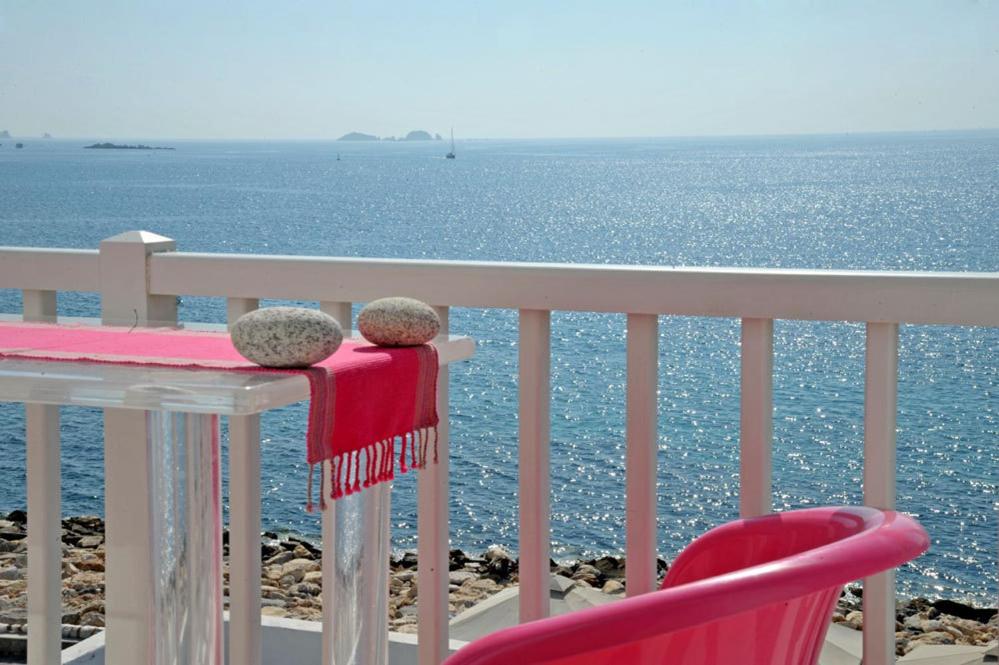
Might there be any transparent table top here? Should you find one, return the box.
[0,332,473,415]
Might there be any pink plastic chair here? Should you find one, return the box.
[445,506,928,665]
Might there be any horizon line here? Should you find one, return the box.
[4,126,999,142]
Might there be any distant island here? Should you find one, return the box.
[43,133,52,139]
[337,130,441,142]
[337,132,379,141]
[404,130,433,141]
[0,131,10,139]
[84,142,175,150]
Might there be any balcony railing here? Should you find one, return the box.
[1,230,997,665]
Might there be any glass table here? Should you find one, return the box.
[0,334,474,665]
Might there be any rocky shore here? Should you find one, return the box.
[0,514,995,656]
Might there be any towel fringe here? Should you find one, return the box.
[306,463,316,514]
[310,427,443,510]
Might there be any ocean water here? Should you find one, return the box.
[0,133,997,602]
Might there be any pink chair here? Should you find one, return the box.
[444,506,928,665]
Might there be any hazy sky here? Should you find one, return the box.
[1,1,997,139]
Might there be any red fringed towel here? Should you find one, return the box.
[0,321,438,509]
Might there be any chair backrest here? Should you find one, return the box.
[444,507,928,665]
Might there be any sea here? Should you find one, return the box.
[0,132,996,603]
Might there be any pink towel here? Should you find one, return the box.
[0,321,438,509]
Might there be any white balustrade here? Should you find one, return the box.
[739,317,774,518]
[417,306,452,664]
[625,313,659,596]
[228,296,263,665]
[24,287,62,665]
[100,232,180,665]
[518,309,552,623]
[2,235,998,665]
[863,322,900,665]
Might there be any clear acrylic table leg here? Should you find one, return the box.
[147,412,224,665]
[328,481,391,665]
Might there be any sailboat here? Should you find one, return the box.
[445,128,456,159]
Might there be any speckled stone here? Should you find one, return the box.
[358,298,440,347]
[231,307,343,368]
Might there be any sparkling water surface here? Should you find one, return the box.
[0,134,996,602]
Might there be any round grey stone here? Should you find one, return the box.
[358,298,440,347]
[231,307,343,368]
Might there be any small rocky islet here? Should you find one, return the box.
[0,512,994,656]
[83,142,175,150]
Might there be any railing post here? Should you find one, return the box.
[625,314,659,596]
[23,289,61,665]
[227,298,262,665]
[320,460,337,665]
[519,309,551,622]
[23,289,57,323]
[319,301,352,665]
[320,301,352,332]
[99,230,177,327]
[863,322,899,665]
[100,231,178,665]
[418,306,451,663]
[739,318,774,518]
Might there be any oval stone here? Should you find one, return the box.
[231,307,343,368]
[358,298,440,347]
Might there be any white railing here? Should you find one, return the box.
[2,231,998,665]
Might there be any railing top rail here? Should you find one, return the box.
[1,245,997,326]
[0,247,100,292]
[149,252,999,326]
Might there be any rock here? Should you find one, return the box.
[571,564,601,586]
[920,619,945,632]
[358,298,440,347]
[0,609,26,624]
[602,580,625,594]
[911,630,955,646]
[291,582,321,597]
[231,307,343,368]
[265,550,295,567]
[464,578,500,593]
[484,545,510,563]
[0,568,20,581]
[6,511,26,524]
[844,610,864,630]
[449,571,477,585]
[261,586,287,601]
[483,545,514,579]
[933,599,997,624]
[280,558,319,580]
[80,612,104,627]
[289,539,321,558]
[261,606,289,617]
[449,549,469,570]
[593,556,623,577]
[78,536,103,548]
[75,559,105,573]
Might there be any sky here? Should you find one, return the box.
[1,1,997,140]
